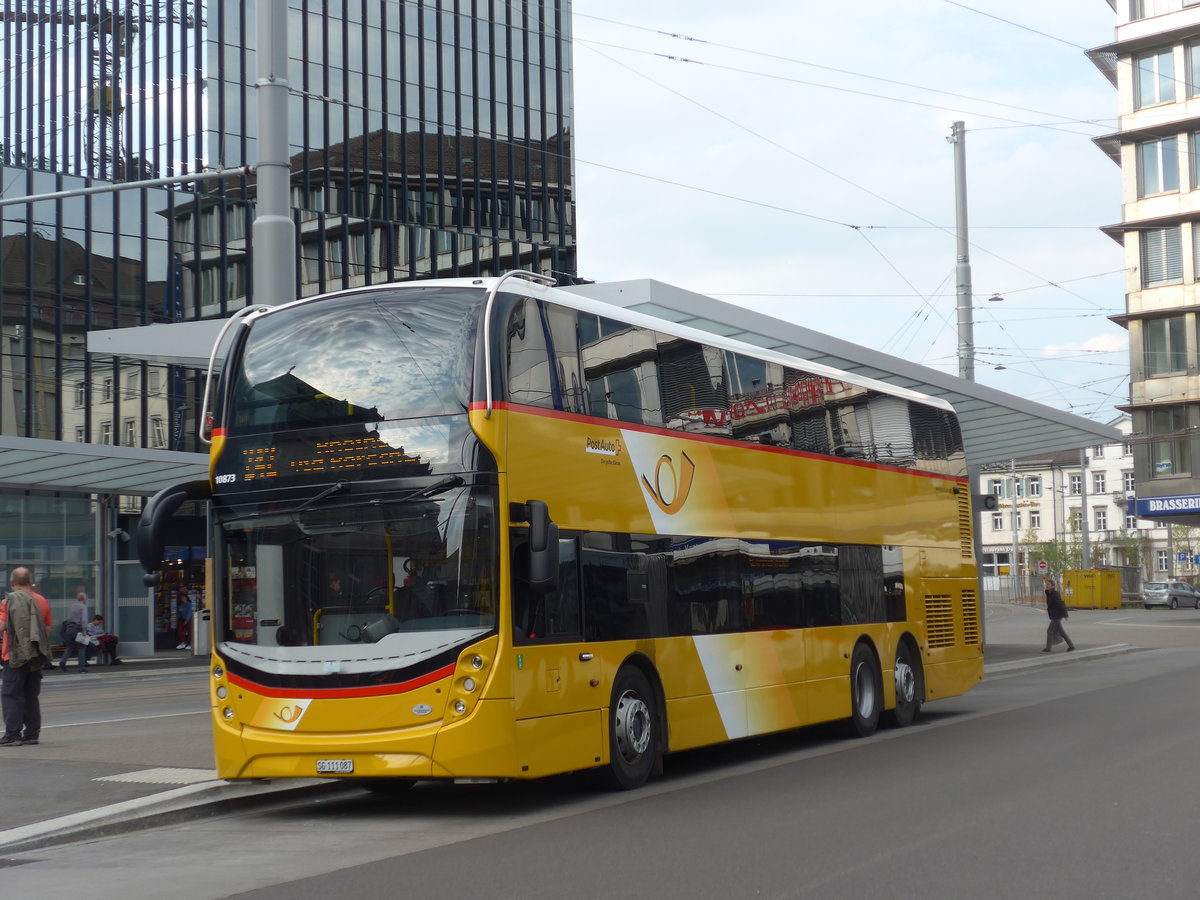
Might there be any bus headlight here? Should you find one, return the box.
[216,686,228,699]
[462,677,476,693]
[222,707,235,720]
[454,699,467,714]
[213,665,224,679]
[470,655,484,669]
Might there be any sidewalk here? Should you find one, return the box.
[0,641,1137,855]
[0,653,346,855]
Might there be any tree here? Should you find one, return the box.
[1021,528,1079,577]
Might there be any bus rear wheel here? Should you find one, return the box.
[884,642,923,728]
[848,643,882,738]
[607,666,658,790]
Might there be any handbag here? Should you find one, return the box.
[74,631,92,646]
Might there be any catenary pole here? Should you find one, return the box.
[253,0,295,307]
[949,121,974,381]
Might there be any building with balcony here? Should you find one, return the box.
[1091,1,1200,526]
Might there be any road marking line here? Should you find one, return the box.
[43,710,209,729]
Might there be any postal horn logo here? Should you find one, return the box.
[642,451,696,514]
[274,704,305,725]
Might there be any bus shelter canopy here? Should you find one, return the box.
[0,436,208,496]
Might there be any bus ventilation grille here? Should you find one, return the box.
[957,489,973,559]
[961,589,981,645]
[925,595,955,648]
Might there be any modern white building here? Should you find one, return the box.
[1091,1,1200,527]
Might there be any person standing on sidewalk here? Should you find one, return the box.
[177,593,194,650]
[0,567,54,746]
[1042,576,1076,653]
[58,588,90,672]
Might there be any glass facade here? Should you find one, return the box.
[0,1,575,634]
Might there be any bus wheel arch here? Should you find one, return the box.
[884,634,924,728]
[606,657,664,790]
[848,639,883,738]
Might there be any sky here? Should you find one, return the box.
[568,0,1126,426]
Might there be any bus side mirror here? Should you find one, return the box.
[136,480,213,586]
[522,499,559,594]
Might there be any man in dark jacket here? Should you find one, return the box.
[1042,576,1076,652]
[1,567,54,745]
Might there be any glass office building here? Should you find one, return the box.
[0,1,575,643]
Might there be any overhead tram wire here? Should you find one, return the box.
[939,0,1092,51]
[572,16,1114,133]
[575,38,1111,139]
[577,43,1112,411]
[579,41,1113,322]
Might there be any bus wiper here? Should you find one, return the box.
[407,475,464,501]
[296,479,348,512]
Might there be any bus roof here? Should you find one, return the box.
[250,273,957,416]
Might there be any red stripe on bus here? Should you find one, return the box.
[470,401,968,484]
[225,663,456,699]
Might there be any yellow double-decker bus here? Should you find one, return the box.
[138,271,983,790]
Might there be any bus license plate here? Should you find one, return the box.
[316,759,354,774]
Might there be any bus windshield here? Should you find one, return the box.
[215,484,497,651]
[215,287,485,491]
[231,286,483,431]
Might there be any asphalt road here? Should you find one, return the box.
[4,602,1200,899]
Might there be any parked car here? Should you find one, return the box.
[1142,581,1200,609]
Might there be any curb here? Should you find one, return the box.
[0,777,355,855]
[984,643,1141,677]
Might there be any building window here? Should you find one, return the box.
[151,416,166,448]
[1134,0,1172,21]
[991,513,1003,531]
[1030,509,1041,528]
[1157,549,1169,571]
[1069,508,1082,531]
[74,426,84,443]
[1027,476,1042,497]
[1138,136,1179,196]
[1124,471,1137,492]
[99,422,112,445]
[1149,405,1190,477]
[101,377,113,402]
[1136,49,1176,108]
[988,477,1006,499]
[148,369,161,394]
[1094,445,1105,458]
[1069,474,1082,495]
[1144,316,1187,375]
[1013,512,1022,530]
[1190,43,1200,97]
[1141,227,1184,287]
[1126,513,1138,528]
[1094,507,1107,531]
[1093,472,1106,493]
[122,419,136,446]
[73,382,86,408]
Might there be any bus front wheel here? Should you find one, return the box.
[607,666,658,790]
[849,643,882,738]
[884,642,923,728]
